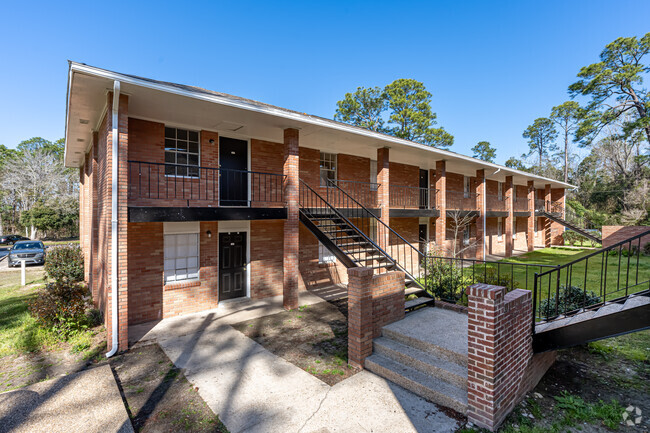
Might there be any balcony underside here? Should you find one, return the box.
[128,206,287,222]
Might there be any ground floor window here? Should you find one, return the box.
[463,226,470,246]
[164,233,199,283]
[497,217,503,241]
[513,217,517,239]
[318,242,336,264]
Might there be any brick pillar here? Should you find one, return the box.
[434,160,446,251]
[505,176,513,257]
[116,93,129,351]
[544,184,551,248]
[283,128,300,310]
[527,181,534,252]
[475,169,485,260]
[91,132,99,301]
[377,147,390,250]
[467,284,555,431]
[347,267,405,369]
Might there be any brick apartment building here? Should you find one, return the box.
[64,63,571,352]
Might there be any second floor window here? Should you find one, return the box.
[165,127,200,177]
[320,152,337,187]
[513,185,517,202]
[463,176,471,198]
[498,182,503,201]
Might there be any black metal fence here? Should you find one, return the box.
[128,160,286,206]
[533,229,650,325]
[390,184,436,209]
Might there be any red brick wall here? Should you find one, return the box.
[339,154,370,183]
[251,219,285,299]
[467,284,555,431]
[602,226,650,248]
[251,139,285,208]
[347,268,405,368]
[390,161,419,187]
[127,222,164,324]
[513,217,528,251]
[298,223,348,291]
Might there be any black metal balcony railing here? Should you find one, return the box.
[513,197,530,212]
[485,194,509,212]
[446,191,479,211]
[128,161,286,206]
[389,185,437,209]
[330,179,380,209]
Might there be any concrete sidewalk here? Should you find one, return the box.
[142,294,460,433]
[0,365,133,433]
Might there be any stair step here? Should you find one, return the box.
[381,308,468,366]
[353,256,390,264]
[365,353,468,414]
[593,302,625,318]
[566,310,598,326]
[623,294,650,309]
[373,337,467,389]
[405,297,435,312]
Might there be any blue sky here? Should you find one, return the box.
[1,0,648,164]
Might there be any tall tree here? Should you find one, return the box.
[384,79,453,148]
[550,101,582,183]
[523,117,558,170]
[569,33,650,144]
[334,86,386,132]
[471,141,496,162]
[504,156,527,171]
[17,137,65,159]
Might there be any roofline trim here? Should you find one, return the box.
[67,62,575,188]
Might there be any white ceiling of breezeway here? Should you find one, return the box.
[65,63,574,189]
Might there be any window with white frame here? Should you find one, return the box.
[370,160,378,191]
[463,176,471,198]
[320,152,337,187]
[498,182,504,201]
[463,226,470,246]
[164,233,199,283]
[497,217,503,241]
[165,127,200,177]
[318,242,336,264]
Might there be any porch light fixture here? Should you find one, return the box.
[209,139,215,144]
[207,230,212,238]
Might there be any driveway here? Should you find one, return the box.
[132,293,461,433]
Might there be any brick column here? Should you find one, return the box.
[475,169,485,260]
[505,175,513,257]
[434,160,447,250]
[544,184,551,248]
[377,147,390,250]
[467,284,555,431]
[283,128,300,310]
[347,267,405,369]
[116,93,129,351]
[527,181,534,252]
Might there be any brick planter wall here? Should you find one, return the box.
[467,284,555,431]
[602,226,650,249]
[348,268,405,368]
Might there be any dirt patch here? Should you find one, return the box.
[232,301,359,386]
[110,344,228,433]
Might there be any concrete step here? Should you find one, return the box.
[592,302,625,318]
[373,337,467,389]
[404,297,434,312]
[365,353,468,415]
[380,308,468,366]
[623,294,650,309]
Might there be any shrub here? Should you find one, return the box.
[45,244,84,283]
[475,268,519,291]
[28,281,90,337]
[538,285,600,318]
[643,242,650,256]
[423,258,472,302]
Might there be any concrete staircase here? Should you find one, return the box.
[365,307,468,414]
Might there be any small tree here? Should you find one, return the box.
[446,209,478,258]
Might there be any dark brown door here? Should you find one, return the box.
[219,137,248,206]
[219,232,247,301]
[419,169,429,209]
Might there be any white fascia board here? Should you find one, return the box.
[68,62,576,189]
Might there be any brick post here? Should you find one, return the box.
[475,169,485,260]
[347,267,374,369]
[377,147,390,250]
[505,175,513,257]
[544,184,551,248]
[283,128,300,310]
[527,181,534,252]
[116,93,129,351]
[467,284,554,431]
[435,160,446,250]
[91,132,99,301]
[347,268,405,368]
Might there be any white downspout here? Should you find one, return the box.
[106,80,120,358]
[484,168,501,260]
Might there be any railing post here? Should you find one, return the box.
[532,274,538,333]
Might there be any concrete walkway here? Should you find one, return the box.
[0,365,133,433]
[134,294,460,433]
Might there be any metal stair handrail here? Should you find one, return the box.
[533,228,650,328]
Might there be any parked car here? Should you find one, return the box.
[0,235,29,245]
[7,241,46,267]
